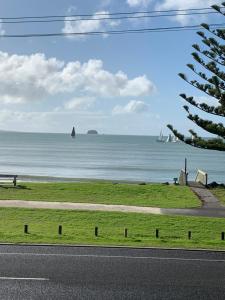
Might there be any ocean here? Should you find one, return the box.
[0,131,224,183]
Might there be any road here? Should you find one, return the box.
[0,245,225,299]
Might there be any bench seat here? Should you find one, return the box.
[0,175,17,186]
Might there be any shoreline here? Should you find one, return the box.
[16,175,162,184]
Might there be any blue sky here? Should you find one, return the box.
[0,0,223,135]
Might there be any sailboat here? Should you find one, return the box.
[172,136,179,143]
[71,126,76,138]
[166,134,173,143]
[166,134,179,143]
[157,130,165,142]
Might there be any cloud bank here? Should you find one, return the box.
[0,51,155,104]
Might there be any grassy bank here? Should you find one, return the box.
[0,207,225,249]
[0,182,200,209]
[210,187,225,205]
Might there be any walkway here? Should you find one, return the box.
[0,197,225,218]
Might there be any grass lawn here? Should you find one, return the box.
[0,182,200,209]
[0,207,225,249]
[210,187,225,205]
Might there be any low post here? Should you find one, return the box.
[58,225,62,235]
[13,176,17,187]
[124,228,128,238]
[156,229,159,238]
[221,232,225,241]
[95,227,98,237]
[188,231,191,240]
[24,224,28,234]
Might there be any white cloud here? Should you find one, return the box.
[112,100,149,114]
[62,10,120,40]
[127,0,151,7]
[156,0,221,25]
[0,51,155,104]
[64,97,95,110]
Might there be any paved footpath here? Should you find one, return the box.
[0,183,223,218]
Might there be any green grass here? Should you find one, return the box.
[0,182,200,209]
[210,187,225,205]
[0,207,225,249]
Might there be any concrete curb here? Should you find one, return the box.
[0,242,225,253]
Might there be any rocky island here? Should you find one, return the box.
[87,130,98,134]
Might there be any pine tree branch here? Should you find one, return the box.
[168,10,225,152]
[196,34,225,63]
[180,93,225,116]
[186,111,225,138]
[191,52,225,81]
[187,63,225,91]
[201,23,225,41]
[179,73,223,101]
[167,124,225,151]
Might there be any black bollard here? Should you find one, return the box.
[221,232,225,241]
[95,227,98,237]
[188,231,192,240]
[156,229,159,238]
[124,228,128,238]
[24,224,28,234]
[58,225,62,235]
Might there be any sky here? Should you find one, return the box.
[0,0,223,136]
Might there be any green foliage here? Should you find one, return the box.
[210,186,225,204]
[168,5,225,151]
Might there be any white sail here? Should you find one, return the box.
[157,130,165,142]
[166,134,173,142]
[172,136,179,143]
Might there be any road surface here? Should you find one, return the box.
[0,245,225,299]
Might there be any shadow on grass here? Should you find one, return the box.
[0,185,31,190]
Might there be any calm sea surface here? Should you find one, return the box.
[0,131,224,183]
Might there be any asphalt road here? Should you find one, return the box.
[0,245,225,299]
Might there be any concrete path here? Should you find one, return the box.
[190,187,223,209]
[188,181,224,209]
[0,199,225,218]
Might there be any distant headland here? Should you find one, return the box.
[87,130,98,135]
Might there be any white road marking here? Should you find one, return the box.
[0,252,224,263]
[0,277,49,281]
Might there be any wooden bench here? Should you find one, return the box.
[0,175,17,186]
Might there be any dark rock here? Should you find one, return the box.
[87,130,98,134]
[208,181,219,188]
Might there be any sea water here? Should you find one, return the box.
[0,131,224,183]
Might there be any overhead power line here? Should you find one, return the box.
[0,11,221,24]
[0,23,224,38]
[0,6,223,20]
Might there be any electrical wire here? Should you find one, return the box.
[0,6,223,20]
[1,23,224,38]
[0,11,221,24]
